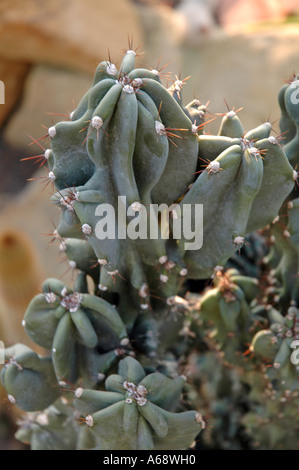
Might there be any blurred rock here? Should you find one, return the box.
[172,0,299,45]
[0,60,30,127]
[137,3,185,72]
[180,25,299,134]
[3,65,92,150]
[0,170,74,309]
[0,0,143,74]
[0,228,44,346]
[175,0,218,45]
[218,0,299,29]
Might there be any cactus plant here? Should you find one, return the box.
[1,44,299,450]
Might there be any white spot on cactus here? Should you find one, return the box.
[44,292,57,304]
[293,170,298,181]
[22,319,26,327]
[127,50,136,56]
[151,69,159,76]
[137,397,147,406]
[226,110,236,118]
[166,296,176,306]
[126,398,133,404]
[52,348,56,353]
[159,256,167,265]
[85,415,94,427]
[167,295,188,308]
[75,387,83,398]
[166,260,176,269]
[59,241,66,252]
[69,260,77,269]
[120,338,130,346]
[60,292,83,313]
[123,84,134,94]
[129,201,145,213]
[268,136,278,145]
[60,196,75,211]
[36,413,49,426]
[272,215,279,224]
[8,394,16,405]
[288,201,294,210]
[7,356,22,371]
[155,121,166,136]
[233,236,245,246]
[61,292,83,313]
[61,287,68,297]
[123,380,148,406]
[44,149,51,160]
[98,284,108,292]
[273,362,281,369]
[213,265,224,276]
[206,160,220,174]
[106,63,117,76]
[108,269,119,276]
[195,412,204,423]
[97,373,105,381]
[91,116,103,129]
[115,348,126,357]
[191,124,198,134]
[139,283,148,299]
[283,230,291,238]
[132,78,143,87]
[82,223,92,235]
[180,268,188,277]
[48,126,56,138]
[173,80,183,91]
[160,274,168,283]
[97,258,108,266]
[248,147,261,158]
[140,303,149,310]
[48,171,56,182]
[69,111,74,120]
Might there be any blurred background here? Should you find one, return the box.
[0,0,298,449]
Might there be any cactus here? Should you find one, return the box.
[1,44,299,450]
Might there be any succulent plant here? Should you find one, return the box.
[1,45,299,450]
